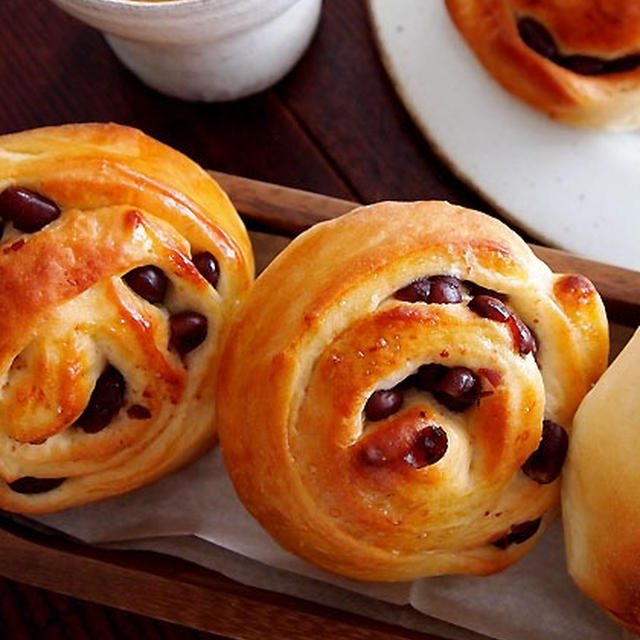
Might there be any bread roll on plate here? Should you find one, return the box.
[563,328,640,634]
[218,200,608,581]
[446,0,640,130]
[0,123,253,513]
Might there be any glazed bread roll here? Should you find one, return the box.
[563,328,640,634]
[0,123,253,513]
[446,0,640,130]
[218,201,608,581]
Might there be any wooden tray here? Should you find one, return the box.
[1,175,638,640]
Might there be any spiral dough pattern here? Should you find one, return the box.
[0,123,253,513]
[218,201,607,581]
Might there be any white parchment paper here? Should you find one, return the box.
[34,446,624,640]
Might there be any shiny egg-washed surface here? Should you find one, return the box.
[0,123,253,514]
[218,201,608,581]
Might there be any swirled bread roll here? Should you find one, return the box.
[563,328,640,634]
[446,0,640,130]
[0,123,253,514]
[218,201,608,581]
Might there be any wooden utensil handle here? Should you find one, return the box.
[211,171,640,327]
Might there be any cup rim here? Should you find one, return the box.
[68,0,240,6]
[90,0,230,6]
[55,0,297,14]
[50,0,315,44]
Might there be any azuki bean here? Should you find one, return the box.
[508,313,537,356]
[0,187,61,232]
[516,16,640,75]
[521,420,568,484]
[192,251,220,288]
[76,365,126,433]
[469,294,537,357]
[468,295,511,323]
[492,517,542,549]
[433,366,481,412]
[427,275,463,304]
[563,54,605,75]
[123,265,168,304]
[394,277,431,302]
[414,363,448,392]
[404,425,448,468]
[8,476,66,494]
[517,17,558,59]
[608,54,640,73]
[169,311,208,356]
[364,388,404,421]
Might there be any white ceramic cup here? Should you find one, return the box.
[50,0,322,101]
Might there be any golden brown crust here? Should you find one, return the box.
[218,201,608,581]
[0,123,253,513]
[445,0,640,129]
[563,328,640,634]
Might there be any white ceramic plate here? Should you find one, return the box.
[368,0,640,271]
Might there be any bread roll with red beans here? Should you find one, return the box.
[218,201,608,581]
[563,328,640,635]
[0,123,253,513]
[446,0,640,129]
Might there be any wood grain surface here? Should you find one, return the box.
[0,0,638,639]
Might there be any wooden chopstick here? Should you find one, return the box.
[210,171,640,327]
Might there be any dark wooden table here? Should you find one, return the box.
[2,0,489,213]
[0,2,635,640]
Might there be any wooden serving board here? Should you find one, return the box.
[0,176,638,640]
